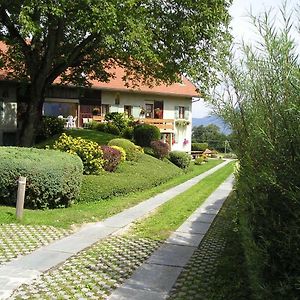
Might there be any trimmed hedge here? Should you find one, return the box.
[0,147,83,209]
[79,154,182,202]
[108,138,141,161]
[133,124,160,147]
[191,142,208,151]
[169,151,191,169]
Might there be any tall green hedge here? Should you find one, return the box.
[0,147,83,209]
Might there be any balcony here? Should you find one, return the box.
[137,118,174,132]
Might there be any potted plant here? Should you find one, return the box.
[92,107,101,115]
[175,119,190,127]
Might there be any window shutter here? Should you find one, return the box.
[184,107,190,120]
[132,106,140,118]
[174,106,179,119]
[0,101,4,119]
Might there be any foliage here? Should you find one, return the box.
[0,159,222,227]
[133,124,161,147]
[175,119,190,127]
[150,140,169,160]
[191,142,208,151]
[192,124,228,151]
[105,123,121,135]
[100,145,122,172]
[0,147,83,209]
[108,138,141,161]
[53,133,105,175]
[122,126,134,140]
[85,121,106,132]
[104,112,131,133]
[79,154,181,202]
[36,116,65,142]
[0,0,231,146]
[110,146,126,162]
[194,156,204,165]
[207,6,300,298]
[169,151,191,169]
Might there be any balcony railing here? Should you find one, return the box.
[137,118,174,132]
[88,115,174,132]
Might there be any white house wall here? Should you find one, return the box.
[101,90,192,152]
[0,85,17,145]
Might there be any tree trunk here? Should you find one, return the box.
[18,82,46,147]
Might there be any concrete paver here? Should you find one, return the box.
[125,263,182,293]
[147,244,197,267]
[108,174,235,299]
[166,232,205,247]
[109,287,167,300]
[0,160,231,299]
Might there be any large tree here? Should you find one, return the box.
[0,0,231,146]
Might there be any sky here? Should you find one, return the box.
[192,0,299,119]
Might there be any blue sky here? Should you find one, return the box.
[192,0,299,118]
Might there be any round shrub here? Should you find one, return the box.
[133,124,160,147]
[108,138,141,161]
[194,156,204,165]
[110,145,126,162]
[53,133,105,175]
[0,147,83,209]
[101,145,122,172]
[150,140,169,160]
[169,151,191,169]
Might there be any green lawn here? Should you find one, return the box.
[0,159,223,228]
[35,128,118,148]
[129,161,235,240]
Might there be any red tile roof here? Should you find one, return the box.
[0,42,199,97]
[88,66,199,97]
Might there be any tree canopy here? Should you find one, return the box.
[0,0,232,145]
[192,124,229,151]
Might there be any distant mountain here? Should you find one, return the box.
[192,115,231,135]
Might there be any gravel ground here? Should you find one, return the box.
[11,236,161,300]
[0,224,72,265]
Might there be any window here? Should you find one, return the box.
[124,105,132,117]
[145,103,154,118]
[179,106,185,119]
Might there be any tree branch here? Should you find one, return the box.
[0,6,32,65]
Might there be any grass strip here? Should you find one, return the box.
[128,161,235,240]
[0,160,223,228]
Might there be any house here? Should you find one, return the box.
[0,56,198,151]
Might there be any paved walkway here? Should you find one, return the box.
[108,174,234,300]
[0,160,231,299]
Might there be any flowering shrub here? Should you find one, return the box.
[108,138,141,161]
[110,146,126,162]
[150,140,169,160]
[53,133,105,175]
[101,145,122,172]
